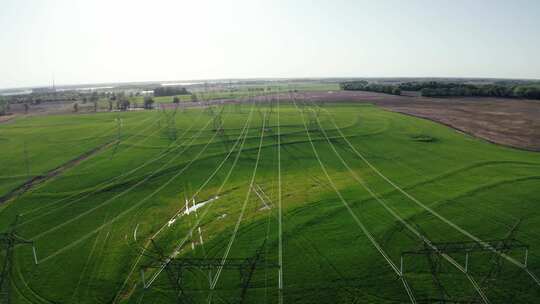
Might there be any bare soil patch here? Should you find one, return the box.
[247,90,540,151]
[0,114,16,124]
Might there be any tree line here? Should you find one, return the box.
[400,81,540,99]
[340,80,540,100]
[153,86,190,97]
[340,81,401,95]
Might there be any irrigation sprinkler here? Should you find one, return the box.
[0,215,38,304]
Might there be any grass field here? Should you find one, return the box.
[1,97,539,303]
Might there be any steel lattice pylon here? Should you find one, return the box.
[0,216,38,304]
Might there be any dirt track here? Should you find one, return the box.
[0,139,118,204]
[249,90,540,152]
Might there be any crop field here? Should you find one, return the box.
[1,95,540,304]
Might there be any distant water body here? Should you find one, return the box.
[161,82,202,86]
[0,90,32,96]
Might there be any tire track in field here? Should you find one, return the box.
[290,93,417,304]
[10,112,161,219]
[3,112,158,207]
[0,139,119,205]
[33,111,220,261]
[318,102,540,289]
[112,103,256,302]
[206,108,267,301]
[141,102,258,292]
[16,110,202,225]
[308,103,491,303]
[69,211,111,302]
[277,91,284,304]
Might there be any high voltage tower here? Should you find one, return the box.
[256,93,274,133]
[161,103,180,142]
[140,240,278,304]
[299,96,324,131]
[211,107,224,133]
[259,105,272,133]
[265,96,277,133]
[300,93,323,132]
[0,216,38,304]
[302,100,320,132]
[401,221,528,303]
[110,113,123,159]
[211,107,232,152]
[307,110,319,132]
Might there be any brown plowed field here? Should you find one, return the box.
[248,90,540,151]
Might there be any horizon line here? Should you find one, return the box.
[2,75,539,91]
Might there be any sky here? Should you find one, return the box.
[1,0,540,88]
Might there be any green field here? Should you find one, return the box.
[1,99,539,303]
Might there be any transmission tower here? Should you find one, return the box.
[307,109,319,132]
[401,226,529,304]
[110,113,123,159]
[159,103,180,142]
[140,240,277,304]
[212,108,231,152]
[0,216,38,304]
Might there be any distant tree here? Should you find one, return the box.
[93,100,98,112]
[23,103,29,114]
[173,96,180,104]
[144,96,155,109]
[191,94,198,102]
[341,81,401,95]
[117,95,130,111]
[154,86,190,97]
[73,102,79,113]
[90,91,99,102]
[0,97,8,116]
[108,100,113,111]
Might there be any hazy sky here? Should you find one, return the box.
[1,0,540,88]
